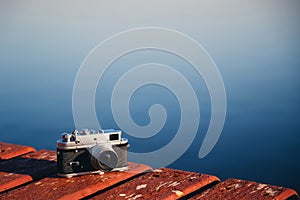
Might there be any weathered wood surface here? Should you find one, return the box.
[0,142,298,200]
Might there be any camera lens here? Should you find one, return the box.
[90,144,118,171]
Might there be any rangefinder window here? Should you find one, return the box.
[109,134,119,141]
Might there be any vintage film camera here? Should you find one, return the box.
[57,129,129,177]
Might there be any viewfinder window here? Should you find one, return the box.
[109,134,119,141]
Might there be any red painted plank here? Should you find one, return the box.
[190,178,299,200]
[0,150,56,192]
[0,142,35,160]
[0,162,152,200]
[0,173,32,193]
[89,168,220,200]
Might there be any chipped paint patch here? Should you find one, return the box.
[172,190,184,197]
[265,187,277,196]
[249,190,256,194]
[156,181,172,191]
[234,183,242,189]
[128,194,142,200]
[136,184,147,190]
[257,183,267,190]
[168,181,180,187]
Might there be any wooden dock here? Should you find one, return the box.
[0,142,299,199]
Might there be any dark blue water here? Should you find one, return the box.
[0,1,299,193]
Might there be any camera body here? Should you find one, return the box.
[57,129,129,177]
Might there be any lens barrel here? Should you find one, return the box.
[89,144,118,171]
